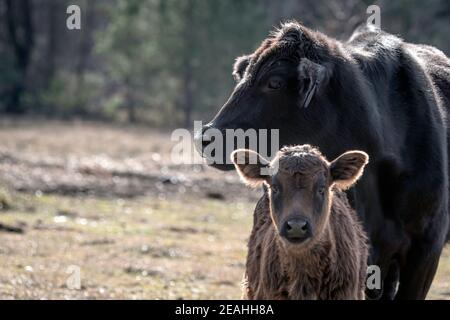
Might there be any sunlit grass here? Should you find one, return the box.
[0,191,254,299]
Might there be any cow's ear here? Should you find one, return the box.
[231,149,270,187]
[330,151,369,189]
[233,55,251,82]
[297,58,331,108]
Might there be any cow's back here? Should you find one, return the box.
[410,43,450,241]
[347,27,450,243]
[344,27,449,300]
[348,27,450,108]
[409,43,450,107]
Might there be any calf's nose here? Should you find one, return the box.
[284,218,310,241]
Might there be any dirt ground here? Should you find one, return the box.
[0,119,449,299]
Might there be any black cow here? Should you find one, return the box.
[195,22,450,299]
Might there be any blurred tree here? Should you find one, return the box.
[44,0,58,90]
[2,0,34,114]
[97,0,163,122]
[74,0,95,116]
[0,0,448,126]
[180,0,194,128]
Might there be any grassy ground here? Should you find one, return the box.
[0,120,449,299]
[0,192,254,299]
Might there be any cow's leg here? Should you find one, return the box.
[394,235,444,300]
[381,261,400,300]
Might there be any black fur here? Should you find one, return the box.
[197,21,450,299]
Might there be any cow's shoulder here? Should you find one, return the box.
[406,43,450,105]
[345,27,404,82]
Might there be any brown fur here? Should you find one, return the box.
[243,190,368,300]
[233,145,369,300]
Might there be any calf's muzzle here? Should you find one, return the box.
[282,218,311,243]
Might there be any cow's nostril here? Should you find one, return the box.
[194,126,214,153]
[206,135,215,144]
[201,134,215,152]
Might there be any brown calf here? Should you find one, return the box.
[232,145,369,299]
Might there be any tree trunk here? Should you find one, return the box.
[182,59,194,128]
[124,77,136,123]
[4,0,34,114]
[44,0,58,90]
[181,0,194,128]
[74,0,94,116]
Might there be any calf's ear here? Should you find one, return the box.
[298,58,331,108]
[330,151,369,189]
[231,149,270,187]
[233,55,251,82]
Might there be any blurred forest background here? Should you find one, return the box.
[0,1,450,299]
[1,0,449,128]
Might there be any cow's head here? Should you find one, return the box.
[195,22,339,170]
[231,145,368,250]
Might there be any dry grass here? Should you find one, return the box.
[0,192,254,299]
[0,120,448,299]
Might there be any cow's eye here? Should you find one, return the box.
[317,187,325,196]
[271,185,279,194]
[267,76,284,90]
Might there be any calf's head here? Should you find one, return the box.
[231,145,368,249]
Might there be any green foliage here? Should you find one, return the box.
[37,71,102,117]
[95,0,267,125]
[1,0,449,125]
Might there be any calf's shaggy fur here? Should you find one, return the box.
[232,145,369,299]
